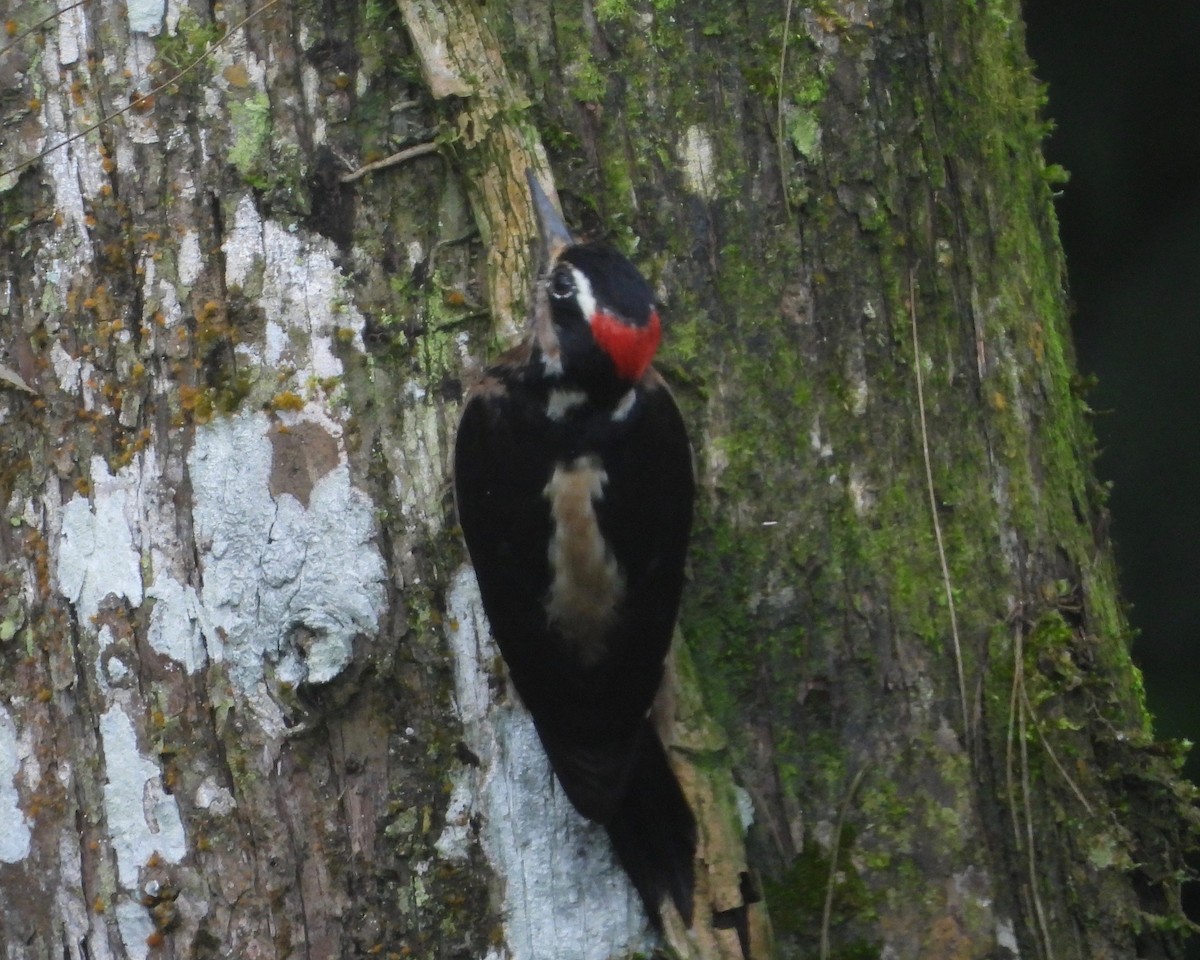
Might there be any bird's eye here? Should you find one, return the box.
[549,268,576,300]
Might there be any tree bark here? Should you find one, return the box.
[0,1,1193,959]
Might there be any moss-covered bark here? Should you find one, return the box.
[0,0,1193,958]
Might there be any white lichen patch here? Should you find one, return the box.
[99,705,187,886]
[681,125,718,200]
[53,0,88,65]
[442,567,654,960]
[847,466,875,517]
[146,574,207,675]
[177,229,204,289]
[0,706,32,864]
[126,0,165,35]
[56,458,145,623]
[195,777,236,816]
[389,391,449,540]
[115,899,156,960]
[223,195,366,382]
[53,827,102,960]
[809,413,834,459]
[188,412,385,730]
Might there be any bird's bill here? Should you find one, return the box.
[527,169,575,261]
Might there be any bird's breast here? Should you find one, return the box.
[543,455,624,666]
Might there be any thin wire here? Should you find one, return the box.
[0,0,282,181]
[909,270,970,737]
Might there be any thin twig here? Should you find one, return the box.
[0,0,282,181]
[776,0,795,216]
[1006,623,1023,855]
[1020,682,1095,816]
[1017,660,1056,958]
[339,141,438,183]
[820,765,867,960]
[1010,621,1056,960]
[909,270,969,737]
[0,0,91,60]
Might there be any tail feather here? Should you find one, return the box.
[604,725,697,927]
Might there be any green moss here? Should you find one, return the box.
[153,12,223,76]
[763,836,881,959]
[228,93,273,189]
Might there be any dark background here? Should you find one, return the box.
[1023,0,1200,944]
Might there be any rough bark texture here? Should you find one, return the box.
[0,1,1194,960]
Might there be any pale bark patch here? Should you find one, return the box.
[441,568,655,959]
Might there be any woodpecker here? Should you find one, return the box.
[453,172,697,927]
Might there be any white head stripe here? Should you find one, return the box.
[569,266,598,323]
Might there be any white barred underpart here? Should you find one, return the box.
[543,456,624,666]
[546,388,588,420]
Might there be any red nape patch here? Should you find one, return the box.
[590,310,661,381]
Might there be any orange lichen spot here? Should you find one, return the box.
[100,183,113,197]
[179,385,214,424]
[132,361,146,379]
[222,63,250,88]
[36,687,52,703]
[443,290,467,307]
[27,97,41,112]
[75,478,92,496]
[142,231,161,244]
[131,92,155,114]
[270,391,305,412]
[145,931,164,949]
[154,311,166,327]
[145,851,163,869]
[4,20,17,37]
[101,156,116,174]
[92,896,106,914]
[84,213,97,229]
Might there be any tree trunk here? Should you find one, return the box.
[0,1,1193,959]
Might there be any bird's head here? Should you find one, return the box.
[527,172,662,395]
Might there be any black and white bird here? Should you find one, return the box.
[453,171,697,927]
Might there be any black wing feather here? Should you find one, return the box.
[453,371,696,923]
